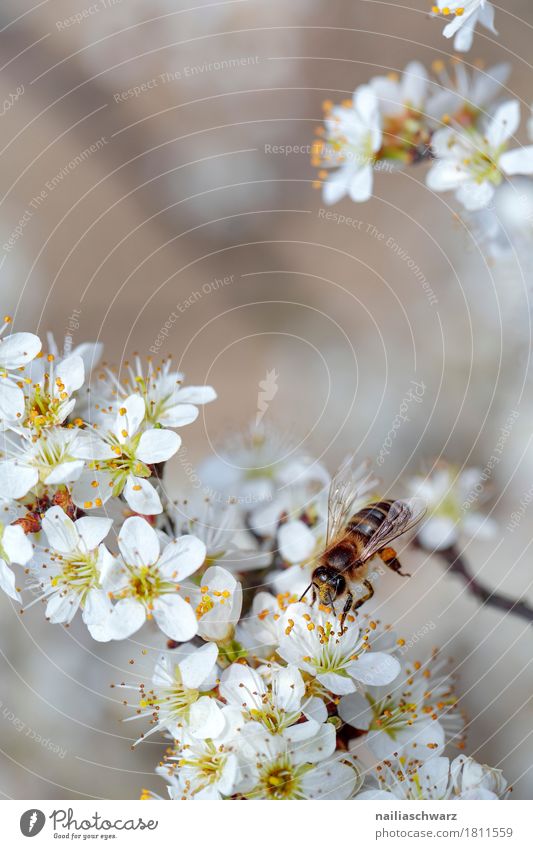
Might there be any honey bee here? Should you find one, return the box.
[301,458,425,628]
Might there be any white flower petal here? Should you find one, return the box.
[44,460,85,485]
[426,161,467,192]
[418,516,457,551]
[479,1,497,34]
[500,146,533,176]
[345,652,400,686]
[42,506,79,554]
[278,520,316,564]
[72,432,115,461]
[456,180,494,211]
[136,428,181,464]
[113,394,145,442]
[153,594,198,641]
[158,404,198,427]
[338,692,373,730]
[98,550,127,592]
[123,475,162,515]
[158,535,206,580]
[2,524,33,565]
[316,671,356,695]
[349,165,374,202]
[46,591,79,624]
[487,100,520,148]
[0,332,41,368]
[303,695,328,724]
[56,354,85,395]
[71,469,113,509]
[0,379,24,422]
[302,759,360,800]
[179,641,218,689]
[356,789,393,800]
[291,722,336,765]
[82,589,114,641]
[0,461,38,499]
[354,84,379,128]
[75,516,112,551]
[118,516,160,566]
[108,597,146,639]
[322,164,356,205]
[219,664,265,709]
[188,696,225,739]
[0,559,21,600]
[71,341,103,372]
[173,386,217,405]
[275,665,305,713]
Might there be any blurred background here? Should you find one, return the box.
[1,0,533,800]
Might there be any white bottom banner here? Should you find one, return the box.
[1,800,529,848]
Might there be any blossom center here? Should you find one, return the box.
[51,550,99,601]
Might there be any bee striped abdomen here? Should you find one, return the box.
[346,500,394,540]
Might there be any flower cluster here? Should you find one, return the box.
[0,321,508,800]
[313,57,533,218]
[0,326,218,643]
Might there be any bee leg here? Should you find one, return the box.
[379,547,411,578]
[339,592,354,632]
[352,579,374,613]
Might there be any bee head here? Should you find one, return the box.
[312,567,346,602]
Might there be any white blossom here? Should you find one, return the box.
[94,515,206,642]
[0,428,86,499]
[72,394,180,514]
[426,61,510,125]
[157,709,240,800]
[427,101,533,211]
[357,753,508,799]
[370,61,428,117]
[315,86,382,204]
[90,356,216,428]
[124,642,223,743]
[278,603,400,695]
[219,662,322,737]
[27,506,114,633]
[20,352,85,432]
[432,1,497,53]
[407,461,497,551]
[235,721,361,799]
[0,319,41,426]
[187,564,242,643]
[339,654,464,761]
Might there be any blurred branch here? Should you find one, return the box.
[437,544,533,625]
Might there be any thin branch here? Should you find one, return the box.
[434,543,533,625]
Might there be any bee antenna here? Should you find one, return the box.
[328,591,337,616]
[299,583,313,602]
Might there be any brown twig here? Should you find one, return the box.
[430,542,533,625]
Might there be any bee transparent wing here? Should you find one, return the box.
[359,497,426,561]
[326,456,378,544]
